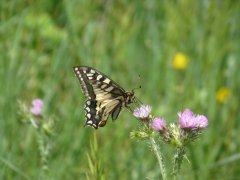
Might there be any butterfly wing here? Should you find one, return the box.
[73,66,125,99]
[73,66,132,129]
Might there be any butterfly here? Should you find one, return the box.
[73,66,136,129]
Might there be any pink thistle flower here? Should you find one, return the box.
[30,106,42,116]
[30,99,43,116]
[178,109,208,129]
[152,118,166,132]
[32,99,43,107]
[133,105,151,120]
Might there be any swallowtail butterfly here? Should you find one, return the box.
[73,66,136,129]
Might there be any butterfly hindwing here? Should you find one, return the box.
[84,100,100,129]
[112,102,123,120]
[73,66,135,129]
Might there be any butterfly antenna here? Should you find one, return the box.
[132,75,141,91]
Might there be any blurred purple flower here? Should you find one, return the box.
[133,105,151,119]
[152,118,166,132]
[32,99,43,107]
[178,109,208,129]
[30,99,43,116]
[30,106,42,116]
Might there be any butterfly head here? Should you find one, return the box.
[126,85,141,105]
[125,90,135,104]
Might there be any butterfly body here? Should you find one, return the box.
[73,66,135,129]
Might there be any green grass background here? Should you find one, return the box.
[1,0,240,179]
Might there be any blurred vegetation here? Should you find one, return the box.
[1,0,240,179]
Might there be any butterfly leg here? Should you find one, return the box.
[126,105,133,113]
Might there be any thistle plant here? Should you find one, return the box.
[18,99,56,180]
[131,105,209,180]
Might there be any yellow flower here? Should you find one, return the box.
[173,53,188,70]
[216,87,231,104]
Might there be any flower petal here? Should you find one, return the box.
[196,115,209,128]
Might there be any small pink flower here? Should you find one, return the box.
[178,109,208,129]
[133,105,151,119]
[32,99,43,107]
[152,118,166,132]
[30,106,42,116]
[30,99,43,116]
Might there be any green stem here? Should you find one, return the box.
[37,131,49,179]
[172,147,185,180]
[150,137,167,180]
